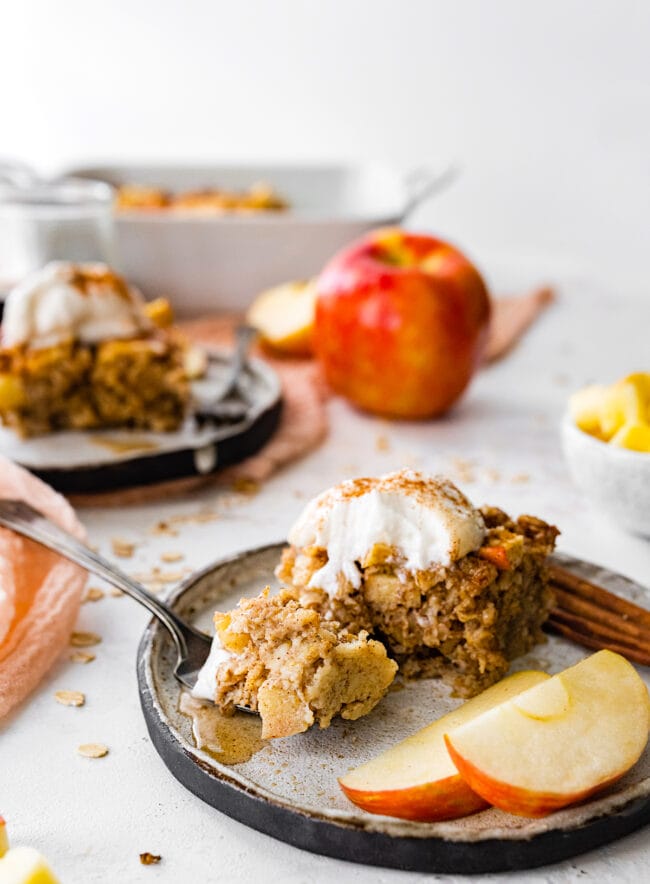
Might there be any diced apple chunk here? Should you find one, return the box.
[610,423,650,453]
[0,846,60,884]
[600,381,645,438]
[569,385,608,436]
[0,818,8,859]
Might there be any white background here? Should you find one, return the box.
[3,0,650,299]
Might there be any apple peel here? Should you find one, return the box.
[0,454,86,720]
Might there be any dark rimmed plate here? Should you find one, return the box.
[0,352,282,494]
[136,547,650,874]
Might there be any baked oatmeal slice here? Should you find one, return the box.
[205,587,397,739]
[277,470,559,697]
[0,262,202,437]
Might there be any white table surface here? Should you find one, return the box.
[3,271,650,884]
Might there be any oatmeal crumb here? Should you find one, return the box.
[150,521,179,537]
[70,631,102,647]
[70,651,96,664]
[139,853,161,865]
[110,588,124,598]
[160,551,183,563]
[84,587,105,602]
[112,538,136,558]
[55,690,85,707]
[512,472,531,484]
[78,743,108,758]
[232,477,260,495]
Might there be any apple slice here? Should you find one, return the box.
[445,650,650,818]
[0,818,8,859]
[339,670,549,821]
[247,279,316,357]
[0,847,60,883]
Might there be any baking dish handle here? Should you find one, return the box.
[402,162,459,218]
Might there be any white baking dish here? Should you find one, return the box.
[67,162,454,316]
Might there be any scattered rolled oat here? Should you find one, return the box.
[84,587,105,602]
[112,538,136,558]
[55,690,85,707]
[70,631,102,647]
[110,588,124,598]
[139,853,162,866]
[512,472,531,484]
[451,457,476,484]
[77,743,108,758]
[169,509,219,525]
[484,468,501,483]
[160,551,183,563]
[132,567,182,585]
[375,434,391,453]
[70,651,96,664]
[158,570,184,584]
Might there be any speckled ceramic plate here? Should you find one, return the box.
[0,351,282,494]
[136,546,650,874]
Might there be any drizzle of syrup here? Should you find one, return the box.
[179,692,266,765]
[91,435,159,454]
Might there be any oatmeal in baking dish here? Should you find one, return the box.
[115,182,287,214]
[277,470,559,697]
[0,261,204,437]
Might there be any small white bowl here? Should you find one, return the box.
[561,415,650,537]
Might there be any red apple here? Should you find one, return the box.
[314,228,491,418]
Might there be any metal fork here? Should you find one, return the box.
[0,499,212,692]
[196,324,257,423]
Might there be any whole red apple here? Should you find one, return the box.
[314,229,491,418]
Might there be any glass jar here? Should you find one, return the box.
[0,178,116,306]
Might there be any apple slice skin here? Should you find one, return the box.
[338,671,549,822]
[444,736,628,818]
[339,774,489,823]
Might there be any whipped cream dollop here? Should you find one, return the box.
[191,631,232,701]
[1,261,152,350]
[288,470,486,596]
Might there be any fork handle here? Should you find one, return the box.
[0,499,202,658]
